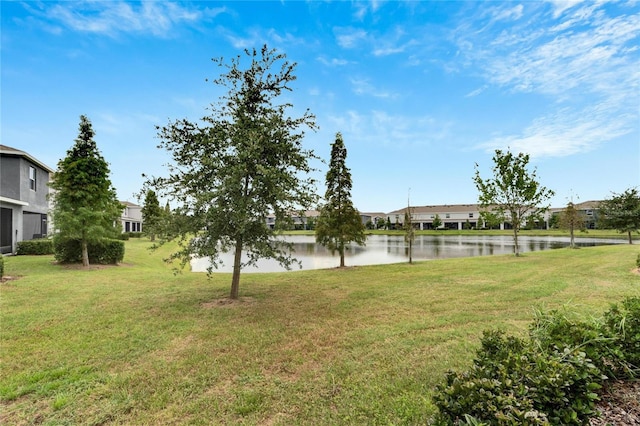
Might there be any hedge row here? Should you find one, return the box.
[53,237,125,264]
[16,239,54,255]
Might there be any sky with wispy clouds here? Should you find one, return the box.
[2,0,638,212]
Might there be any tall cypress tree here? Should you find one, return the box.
[50,115,122,266]
[141,189,162,241]
[315,132,365,267]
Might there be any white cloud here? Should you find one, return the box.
[350,78,397,99]
[327,110,451,148]
[335,27,368,48]
[42,1,219,37]
[456,2,640,157]
[547,0,585,18]
[316,56,350,67]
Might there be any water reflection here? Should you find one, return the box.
[191,234,624,273]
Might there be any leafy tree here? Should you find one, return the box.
[432,213,442,230]
[140,189,162,241]
[147,45,318,299]
[385,217,392,230]
[50,115,123,267]
[474,149,554,256]
[598,187,640,244]
[315,132,365,267]
[558,201,586,248]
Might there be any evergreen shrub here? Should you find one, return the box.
[53,237,125,264]
[433,298,640,425]
[16,239,54,255]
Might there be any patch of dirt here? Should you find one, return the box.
[0,275,20,284]
[201,297,257,309]
[590,380,640,426]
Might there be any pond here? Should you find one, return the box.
[190,234,626,273]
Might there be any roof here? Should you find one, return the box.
[0,144,54,173]
[388,204,481,215]
[120,201,141,208]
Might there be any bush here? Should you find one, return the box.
[604,297,640,377]
[636,253,640,269]
[53,237,125,264]
[0,255,4,280]
[434,330,601,425]
[434,299,640,425]
[16,239,54,255]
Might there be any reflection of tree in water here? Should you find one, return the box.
[288,242,366,257]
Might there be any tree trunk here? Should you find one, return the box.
[570,226,575,249]
[339,249,345,267]
[513,228,520,256]
[81,240,90,267]
[230,238,243,299]
[628,231,633,245]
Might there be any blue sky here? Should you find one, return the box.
[2,1,639,213]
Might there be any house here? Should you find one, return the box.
[387,204,552,230]
[549,200,601,229]
[0,145,54,254]
[120,201,142,233]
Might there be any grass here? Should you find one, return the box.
[1,238,639,425]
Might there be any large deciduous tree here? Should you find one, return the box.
[598,187,640,244]
[315,132,365,267]
[147,45,318,299]
[140,189,162,241]
[50,115,123,267]
[473,149,554,256]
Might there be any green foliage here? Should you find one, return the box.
[16,239,54,255]
[316,132,365,267]
[432,214,443,230]
[473,150,554,255]
[147,45,318,299]
[0,255,4,279]
[435,299,640,424]
[49,115,123,266]
[53,237,124,264]
[434,329,601,425]
[603,297,640,377]
[140,189,162,241]
[636,253,640,269]
[598,187,640,244]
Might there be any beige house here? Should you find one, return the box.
[387,204,554,230]
[120,201,142,233]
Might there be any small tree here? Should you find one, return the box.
[474,149,554,256]
[147,45,318,299]
[432,214,442,230]
[559,201,585,248]
[50,115,123,267]
[140,189,162,241]
[385,217,392,230]
[598,187,640,244]
[315,132,365,267]
[404,205,415,263]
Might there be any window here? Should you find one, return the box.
[469,213,474,218]
[29,166,36,191]
[446,214,450,219]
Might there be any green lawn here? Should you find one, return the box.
[1,239,638,425]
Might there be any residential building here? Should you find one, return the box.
[549,200,601,229]
[0,145,54,254]
[121,201,143,233]
[387,204,552,231]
